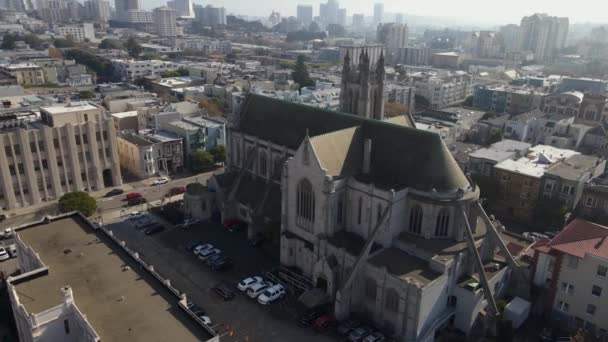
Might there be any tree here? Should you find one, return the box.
[64,49,117,82]
[191,150,215,171]
[209,145,225,163]
[78,90,95,99]
[160,70,180,78]
[176,67,189,76]
[384,102,410,118]
[326,24,346,37]
[126,37,142,58]
[292,55,314,89]
[53,38,76,48]
[1,33,18,50]
[99,38,124,50]
[24,34,43,49]
[58,192,97,217]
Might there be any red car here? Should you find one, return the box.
[223,219,245,232]
[313,313,337,332]
[167,186,186,196]
[126,192,143,200]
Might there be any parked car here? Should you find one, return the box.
[205,253,224,266]
[257,284,286,305]
[0,214,6,222]
[193,244,214,256]
[313,313,337,332]
[186,300,203,313]
[247,281,273,299]
[197,314,211,325]
[104,188,124,197]
[198,248,221,261]
[127,197,146,207]
[210,257,233,271]
[144,224,165,235]
[167,186,186,196]
[0,247,9,261]
[237,276,264,292]
[192,307,206,316]
[177,218,200,228]
[250,233,265,247]
[348,326,371,342]
[300,305,331,326]
[223,219,245,232]
[337,319,362,336]
[212,282,235,301]
[0,228,13,240]
[128,211,144,219]
[152,177,169,186]
[126,192,143,200]
[7,244,17,258]
[363,332,385,342]
[186,241,205,251]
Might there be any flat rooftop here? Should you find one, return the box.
[368,248,441,286]
[120,133,154,146]
[41,102,99,114]
[14,216,208,342]
[111,110,138,119]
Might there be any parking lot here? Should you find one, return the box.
[106,214,337,342]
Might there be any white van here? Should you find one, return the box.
[247,281,272,299]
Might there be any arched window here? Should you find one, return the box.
[357,197,363,224]
[385,288,399,312]
[296,179,315,230]
[365,277,376,300]
[259,153,267,177]
[435,208,450,237]
[409,205,423,234]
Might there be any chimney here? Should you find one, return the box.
[363,138,372,174]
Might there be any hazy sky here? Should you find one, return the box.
[141,0,608,25]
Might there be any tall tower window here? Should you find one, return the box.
[296,179,315,230]
[409,205,423,234]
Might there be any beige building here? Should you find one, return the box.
[0,63,46,86]
[6,213,214,342]
[117,131,183,179]
[0,102,121,212]
[533,219,608,337]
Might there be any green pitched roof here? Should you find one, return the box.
[237,94,469,192]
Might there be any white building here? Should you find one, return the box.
[405,71,473,109]
[111,59,181,81]
[153,6,177,37]
[56,23,95,43]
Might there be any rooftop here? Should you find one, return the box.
[120,133,154,146]
[545,154,603,180]
[368,248,441,286]
[41,101,100,115]
[111,110,138,119]
[534,219,608,260]
[13,215,207,342]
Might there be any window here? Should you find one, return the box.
[561,282,575,294]
[567,255,579,269]
[365,278,376,300]
[557,300,570,312]
[357,197,363,225]
[435,208,450,237]
[4,146,11,157]
[64,319,70,334]
[296,179,315,229]
[303,143,309,165]
[597,265,607,277]
[53,139,60,149]
[592,285,602,297]
[586,196,597,208]
[409,205,423,234]
[560,184,575,195]
[259,153,267,177]
[587,304,597,315]
[8,165,15,175]
[385,289,399,312]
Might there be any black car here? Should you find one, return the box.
[211,282,235,301]
[127,197,147,206]
[104,188,124,197]
[299,305,331,326]
[144,224,165,235]
[205,253,224,266]
[210,257,233,271]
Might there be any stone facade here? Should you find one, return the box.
[339,46,385,120]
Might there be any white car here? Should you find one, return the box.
[0,247,9,261]
[237,276,263,292]
[128,211,143,219]
[0,228,13,239]
[152,177,169,186]
[193,244,214,256]
[7,244,16,258]
[197,248,220,261]
[247,281,272,299]
[257,284,286,305]
[199,315,211,325]
[178,218,200,228]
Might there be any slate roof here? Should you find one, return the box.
[238,94,469,192]
[534,219,608,259]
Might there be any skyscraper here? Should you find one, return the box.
[499,24,523,53]
[395,13,404,24]
[377,23,408,64]
[373,3,384,25]
[170,0,193,18]
[337,8,346,27]
[352,13,365,30]
[114,0,138,12]
[297,4,313,25]
[153,6,177,37]
[340,45,385,120]
[194,5,226,27]
[319,0,339,25]
[520,13,569,61]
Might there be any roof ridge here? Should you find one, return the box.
[549,219,608,246]
[309,126,360,141]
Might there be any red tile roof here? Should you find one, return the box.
[537,219,608,259]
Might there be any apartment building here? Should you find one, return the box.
[0,63,45,86]
[405,71,473,109]
[117,131,183,179]
[0,102,122,212]
[474,84,547,115]
[56,23,95,42]
[533,219,608,337]
[111,59,181,82]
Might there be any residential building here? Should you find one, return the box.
[520,13,569,61]
[468,31,501,58]
[201,94,524,342]
[377,23,408,64]
[149,76,204,99]
[0,102,122,212]
[114,0,139,12]
[117,131,183,178]
[35,0,68,22]
[0,63,45,86]
[493,145,579,221]
[373,2,383,24]
[431,52,461,69]
[473,84,547,115]
[532,219,608,336]
[120,9,153,23]
[541,154,605,210]
[560,77,607,95]
[319,0,339,25]
[414,107,486,144]
[393,47,429,66]
[575,174,608,224]
[56,23,95,43]
[161,115,225,168]
[111,59,181,82]
[577,94,608,126]
[296,4,313,25]
[352,13,365,30]
[83,0,111,21]
[499,24,523,53]
[110,110,138,131]
[384,84,414,107]
[404,71,473,109]
[339,45,385,120]
[194,5,226,27]
[580,126,608,158]
[6,213,211,342]
[543,91,584,117]
[170,0,193,17]
[154,6,177,37]
[469,140,531,178]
